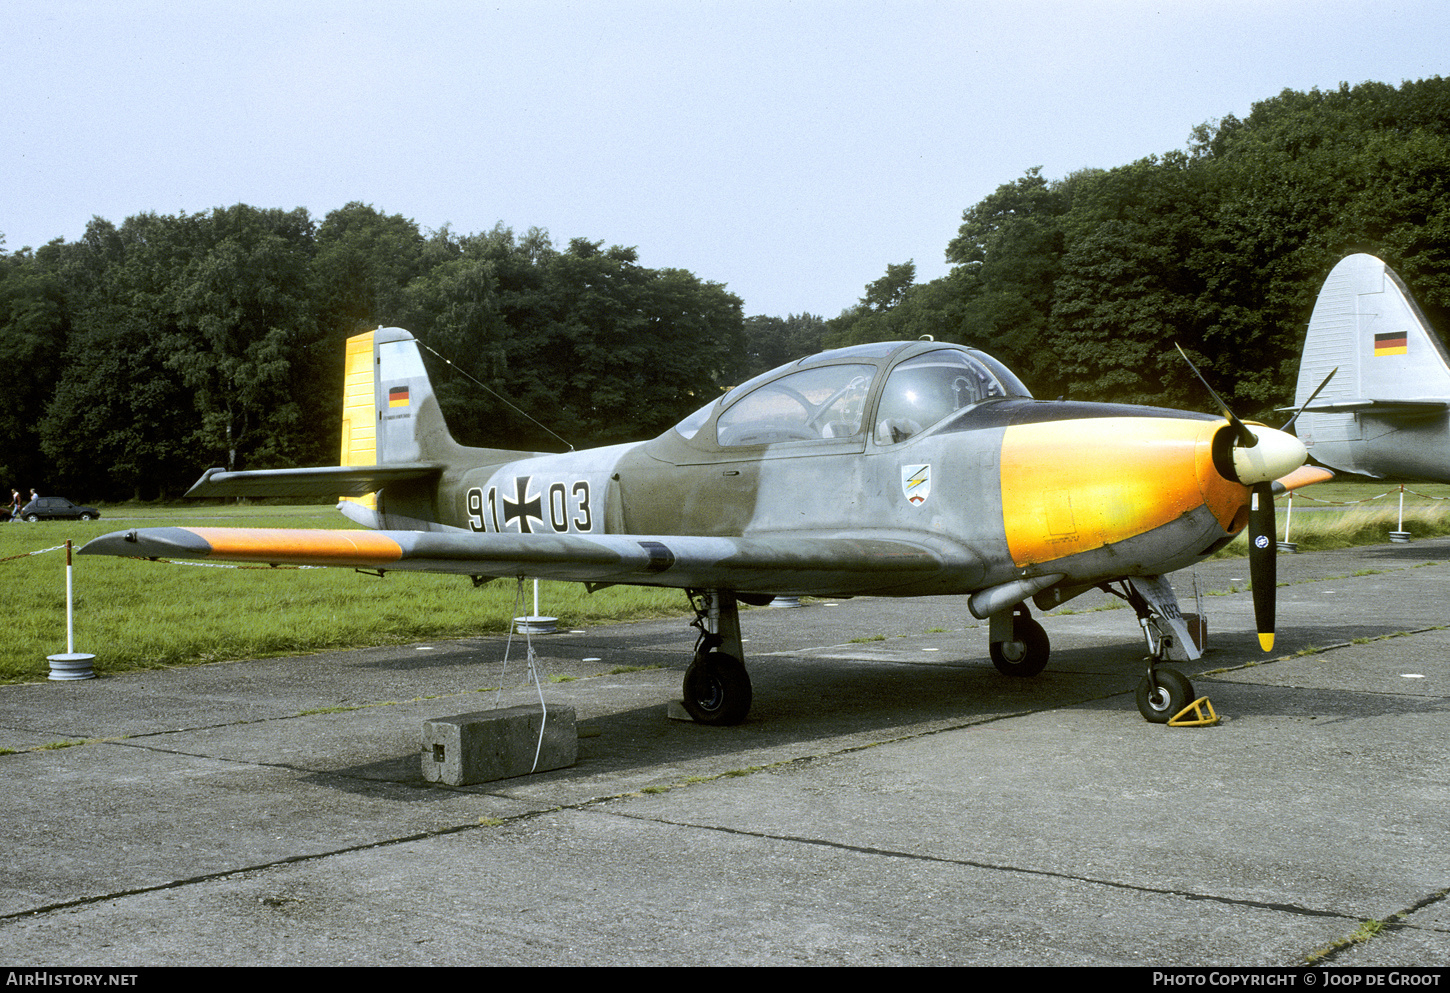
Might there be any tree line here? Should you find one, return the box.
[3,77,1447,502]
[825,77,1450,419]
[0,207,749,500]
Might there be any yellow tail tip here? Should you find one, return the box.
[1258,632,1275,652]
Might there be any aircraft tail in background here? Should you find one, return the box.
[1292,254,1450,481]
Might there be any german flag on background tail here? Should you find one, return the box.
[1374,331,1408,356]
[389,386,410,407]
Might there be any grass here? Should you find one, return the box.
[1305,918,1392,964]
[1215,499,1450,557]
[0,504,690,684]
[1206,478,1450,558]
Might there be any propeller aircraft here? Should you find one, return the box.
[83,327,1324,725]
[1293,253,1450,482]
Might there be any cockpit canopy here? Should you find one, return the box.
[673,341,1031,449]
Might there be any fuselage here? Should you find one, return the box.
[420,341,1272,598]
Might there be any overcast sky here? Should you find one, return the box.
[3,0,1447,318]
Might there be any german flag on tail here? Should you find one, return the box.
[1374,331,1408,356]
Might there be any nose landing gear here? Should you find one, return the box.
[1108,579,1198,724]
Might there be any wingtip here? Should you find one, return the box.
[79,527,212,559]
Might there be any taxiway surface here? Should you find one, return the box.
[1,539,1447,966]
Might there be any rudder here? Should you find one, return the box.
[339,329,381,513]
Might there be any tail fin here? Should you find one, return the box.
[189,327,535,523]
[1293,254,1450,478]
[338,329,381,514]
[347,326,479,466]
[338,326,473,514]
[337,326,544,528]
[1296,254,1450,410]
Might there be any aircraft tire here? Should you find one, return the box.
[682,651,752,726]
[1136,668,1194,724]
[989,617,1049,677]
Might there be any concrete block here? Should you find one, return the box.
[421,705,577,785]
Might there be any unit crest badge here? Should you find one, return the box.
[902,464,931,506]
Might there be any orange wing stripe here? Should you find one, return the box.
[188,528,405,564]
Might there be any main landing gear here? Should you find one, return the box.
[989,604,1050,677]
[679,586,1195,726]
[682,590,753,726]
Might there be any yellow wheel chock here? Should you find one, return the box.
[1168,696,1219,727]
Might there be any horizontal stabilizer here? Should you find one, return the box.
[1295,399,1449,415]
[80,527,978,597]
[185,464,443,499]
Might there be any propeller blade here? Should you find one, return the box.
[1175,343,1257,447]
[1173,344,1294,650]
[1249,481,1277,651]
[1279,366,1338,432]
[1174,343,1307,483]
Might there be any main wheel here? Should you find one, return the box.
[682,651,753,726]
[990,616,1049,677]
[1136,667,1194,724]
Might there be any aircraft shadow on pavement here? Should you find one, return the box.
[1213,621,1449,656]
[1332,542,1450,564]
[302,643,1156,794]
[298,607,1447,797]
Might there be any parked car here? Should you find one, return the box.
[18,497,101,522]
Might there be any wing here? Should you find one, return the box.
[79,527,981,597]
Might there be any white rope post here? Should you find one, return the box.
[1390,484,1412,543]
[66,539,74,654]
[48,538,95,679]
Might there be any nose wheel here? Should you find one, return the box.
[1136,666,1194,723]
[1103,580,1200,723]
